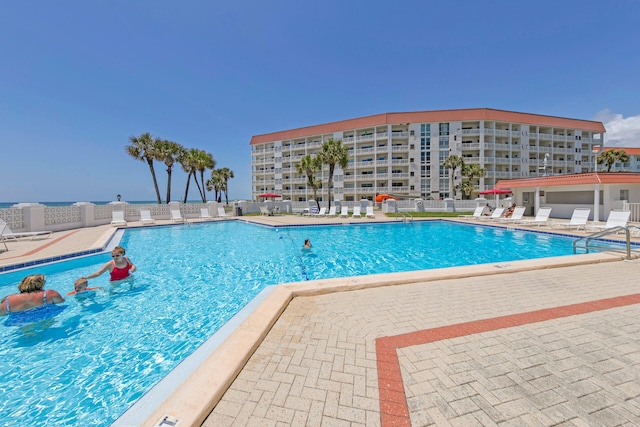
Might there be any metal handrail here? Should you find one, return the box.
[572,226,640,260]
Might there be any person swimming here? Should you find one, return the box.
[0,274,65,316]
[303,239,312,249]
[67,278,104,296]
[84,246,136,282]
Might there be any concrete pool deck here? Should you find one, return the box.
[2,214,640,426]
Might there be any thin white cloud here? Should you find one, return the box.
[594,110,640,148]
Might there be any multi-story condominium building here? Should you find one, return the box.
[603,147,640,172]
[250,108,606,202]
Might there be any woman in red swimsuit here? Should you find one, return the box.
[84,246,136,282]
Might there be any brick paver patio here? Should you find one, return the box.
[204,261,640,426]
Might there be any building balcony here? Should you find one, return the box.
[355,148,375,155]
[357,134,375,142]
[391,145,409,152]
[391,131,409,138]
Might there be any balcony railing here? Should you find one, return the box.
[391,145,409,152]
[391,131,409,138]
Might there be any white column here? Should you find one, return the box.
[593,184,600,222]
[534,187,540,214]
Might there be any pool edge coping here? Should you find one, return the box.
[138,250,632,427]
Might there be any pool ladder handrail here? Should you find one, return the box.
[394,208,413,223]
[572,225,640,260]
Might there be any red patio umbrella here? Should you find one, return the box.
[258,192,281,199]
[478,189,512,206]
[477,189,512,195]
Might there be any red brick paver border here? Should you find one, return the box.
[376,293,640,426]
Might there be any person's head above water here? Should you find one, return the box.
[74,277,89,293]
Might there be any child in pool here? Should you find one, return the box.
[67,278,104,296]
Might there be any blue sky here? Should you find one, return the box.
[1,0,639,203]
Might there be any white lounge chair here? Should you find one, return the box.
[199,208,214,220]
[325,206,337,217]
[497,206,526,223]
[217,207,227,218]
[365,206,375,218]
[259,206,271,216]
[587,210,630,233]
[478,207,505,221]
[0,224,9,251]
[352,206,362,218]
[551,208,590,231]
[516,207,552,226]
[111,211,127,227]
[459,206,485,219]
[0,219,53,240]
[139,210,155,225]
[170,208,184,222]
[339,206,349,218]
[303,205,319,216]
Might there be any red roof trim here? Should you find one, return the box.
[250,108,606,145]
[495,172,640,189]
[604,147,640,155]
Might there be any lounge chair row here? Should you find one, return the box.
[460,206,552,226]
[459,206,634,232]
[303,206,375,218]
[110,208,228,227]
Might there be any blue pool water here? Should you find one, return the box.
[0,220,586,426]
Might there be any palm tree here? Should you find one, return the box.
[317,138,349,210]
[460,181,476,199]
[154,139,185,203]
[192,150,216,202]
[461,163,486,199]
[178,148,199,203]
[443,155,464,199]
[125,132,162,204]
[206,170,225,202]
[598,149,629,172]
[296,154,322,210]
[215,167,235,204]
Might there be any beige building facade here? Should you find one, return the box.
[250,108,606,202]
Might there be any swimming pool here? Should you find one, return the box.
[0,220,589,426]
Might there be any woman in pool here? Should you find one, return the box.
[84,246,136,282]
[303,239,312,249]
[0,274,65,316]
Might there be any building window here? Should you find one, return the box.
[620,189,629,201]
[439,123,450,136]
[439,137,449,149]
[421,124,431,137]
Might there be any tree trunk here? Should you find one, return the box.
[199,171,207,202]
[327,165,335,210]
[147,159,162,204]
[183,173,192,203]
[166,167,172,204]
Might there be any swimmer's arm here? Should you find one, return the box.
[126,257,136,273]
[85,261,112,279]
[47,290,65,304]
